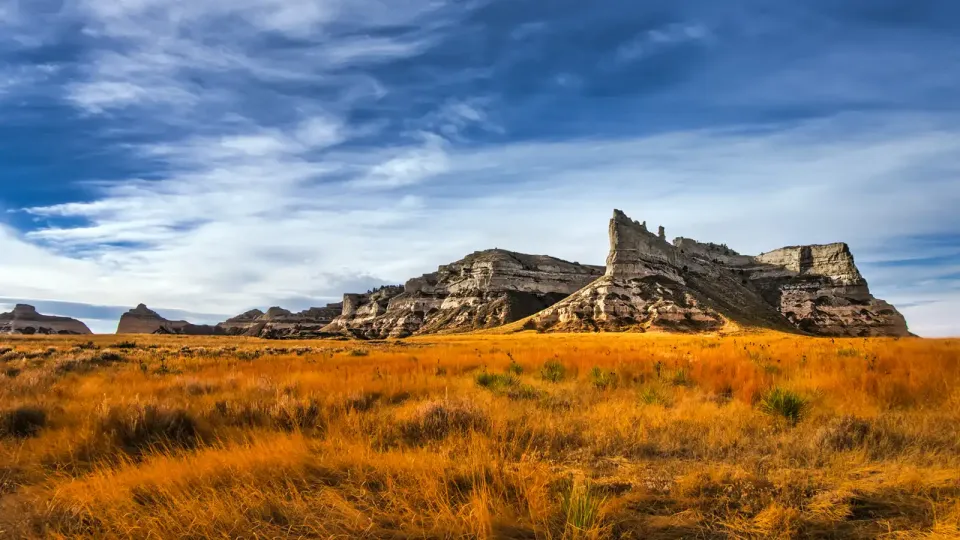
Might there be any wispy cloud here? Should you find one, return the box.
[2,0,959,337]
[7,112,959,336]
[62,0,450,116]
[616,23,711,63]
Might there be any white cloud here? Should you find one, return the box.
[62,0,446,113]
[4,112,958,336]
[888,292,960,338]
[617,23,710,62]
[355,134,451,188]
[67,80,199,112]
[0,63,58,100]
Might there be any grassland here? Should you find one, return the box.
[0,331,958,539]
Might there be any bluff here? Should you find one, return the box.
[519,210,909,337]
[116,304,222,335]
[674,240,909,336]
[0,304,92,335]
[323,250,604,339]
[218,304,343,338]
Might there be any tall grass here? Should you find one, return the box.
[561,479,607,538]
[0,331,957,538]
[757,387,809,425]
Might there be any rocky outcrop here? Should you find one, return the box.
[0,304,92,335]
[218,304,343,338]
[522,211,793,333]
[116,304,222,335]
[324,251,604,339]
[517,210,909,337]
[702,243,907,336]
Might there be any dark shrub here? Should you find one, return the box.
[0,406,47,438]
[55,352,126,374]
[100,404,201,454]
[403,400,488,442]
[814,416,872,451]
[210,397,326,432]
[475,372,517,391]
[506,384,542,401]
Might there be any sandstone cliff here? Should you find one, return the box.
[518,210,909,337]
[218,304,343,338]
[521,211,793,333]
[0,304,92,335]
[116,304,222,335]
[676,241,909,336]
[324,250,604,339]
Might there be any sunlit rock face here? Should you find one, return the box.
[116,304,222,335]
[324,251,604,339]
[0,304,92,335]
[525,210,909,337]
[217,304,343,338]
[747,244,908,336]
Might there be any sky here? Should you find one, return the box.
[1,0,959,336]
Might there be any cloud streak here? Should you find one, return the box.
[7,112,959,335]
[1,0,959,336]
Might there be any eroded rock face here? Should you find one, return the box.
[218,304,343,338]
[748,245,906,336]
[670,238,909,336]
[0,304,92,335]
[324,250,604,339]
[116,304,222,335]
[528,211,791,333]
[523,210,909,336]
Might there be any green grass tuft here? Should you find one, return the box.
[589,367,617,390]
[540,360,567,383]
[757,387,809,425]
[475,372,518,391]
[561,479,606,537]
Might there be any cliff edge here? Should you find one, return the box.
[517,210,909,337]
[324,250,604,339]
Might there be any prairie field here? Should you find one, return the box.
[0,331,958,539]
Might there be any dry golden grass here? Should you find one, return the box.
[0,331,958,539]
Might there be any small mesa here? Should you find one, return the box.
[0,304,91,335]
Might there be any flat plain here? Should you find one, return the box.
[1,332,958,539]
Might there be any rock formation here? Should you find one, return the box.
[116,304,222,335]
[675,240,909,336]
[0,304,92,335]
[106,211,909,339]
[218,304,343,338]
[518,210,909,337]
[522,211,793,333]
[324,250,604,339]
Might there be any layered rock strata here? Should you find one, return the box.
[324,251,604,338]
[0,304,92,335]
[674,239,909,336]
[116,304,222,335]
[218,304,343,338]
[524,211,793,333]
[521,210,909,337]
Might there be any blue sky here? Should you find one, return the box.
[1,0,959,335]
